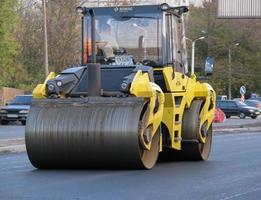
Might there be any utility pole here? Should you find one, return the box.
[206,0,211,56]
[228,48,232,100]
[43,0,49,77]
[228,43,239,100]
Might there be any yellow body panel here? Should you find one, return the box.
[130,70,165,150]
[129,66,215,151]
[154,67,215,150]
[33,72,56,98]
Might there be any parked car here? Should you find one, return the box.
[216,100,260,119]
[0,95,32,125]
[233,98,241,101]
[245,100,261,112]
[248,97,261,102]
[217,95,227,101]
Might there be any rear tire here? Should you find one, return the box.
[251,116,257,119]
[239,112,246,119]
[181,125,212,161]
[159,100,212,161]
[180,100,212,161]
[21,121,26,125]
[226,115,231,119]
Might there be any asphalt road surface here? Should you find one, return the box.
[0,132,261,200]
[0,125,25,139]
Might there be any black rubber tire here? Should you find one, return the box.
[159,126,212,162]
[251,116,257,119]
[239,112,246,119]
[182,100,203,140]
[159,100,212,161]
[226,115,231,119]
[21,121,26,126]
[180,100,212,161]
[0,120,8,125]
[180,125,212,161]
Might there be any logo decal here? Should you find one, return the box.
[114,7,133,13]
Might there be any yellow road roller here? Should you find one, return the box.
[25,4,216,169]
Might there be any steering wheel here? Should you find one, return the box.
[113,48,127,55]
[141,59,157,67]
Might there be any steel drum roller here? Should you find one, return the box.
[25,97,159,169]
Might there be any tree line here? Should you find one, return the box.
[0,0,260,97]
[187,1,261,97]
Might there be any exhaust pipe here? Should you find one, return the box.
[87,9,101,96]
[90,9,96,64]
[87,63,101,96]
[77,9,100,96]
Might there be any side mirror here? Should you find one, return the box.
[204,57,214,76]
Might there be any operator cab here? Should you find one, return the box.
[45,4,189,97]
[81,4,188,73]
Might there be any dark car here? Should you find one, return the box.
[245,100,261,113]
[0,95,32,125]
[216,100,260,119]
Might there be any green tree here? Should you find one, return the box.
[16,0,82,90]
[46,0,82,73]
[0,0,25,88]
[186,1,261,97]
[16,0,45,90]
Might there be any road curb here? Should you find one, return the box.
[0,144,26,154]
[214,126,261,134]
[0,138,26,154]
[213,121,261,129]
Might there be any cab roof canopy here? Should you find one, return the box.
[76,3,188,17]
[82,0,189,8]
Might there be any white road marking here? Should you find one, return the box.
[219,186,261,200]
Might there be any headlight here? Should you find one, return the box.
[0,110,7,114]
[248,109,254,112]
[56,81,62,87]
[19,110,29,114]
[48,84,55,91]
